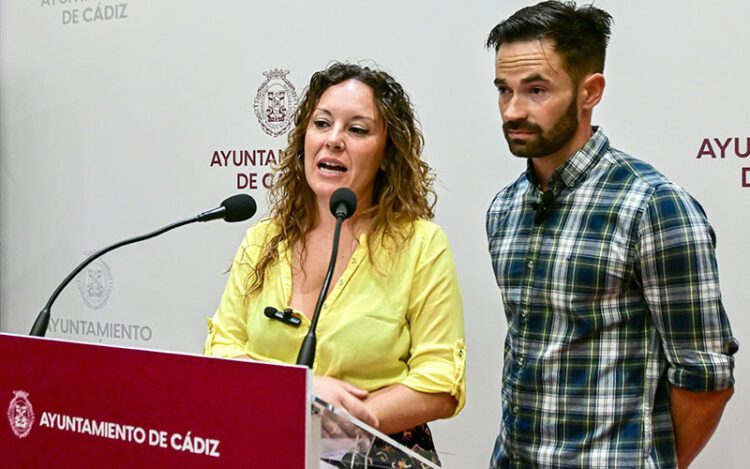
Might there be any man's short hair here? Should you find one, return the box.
[486,1,613,82]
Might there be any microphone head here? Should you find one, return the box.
[329,188,357,220]
[221,194,257,222]
[264,306,278,319]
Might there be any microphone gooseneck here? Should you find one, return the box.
[296,188,356,368]
[29,195,257,337]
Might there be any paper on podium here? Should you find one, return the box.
[312,395,441,469]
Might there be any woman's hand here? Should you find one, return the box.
[313,376,379,428]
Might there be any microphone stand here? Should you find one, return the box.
[295,215,345,368]
[29,194,255,337]
[30,216,201,337]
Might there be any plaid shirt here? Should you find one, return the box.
[487,128,737,469]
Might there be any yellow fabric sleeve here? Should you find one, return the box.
[400,224,466,415]
[204,221,268,358]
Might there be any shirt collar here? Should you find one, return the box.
[525,126,610,191]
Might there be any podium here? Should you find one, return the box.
[1,333,440,468]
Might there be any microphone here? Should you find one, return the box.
[29,194,257,337]
[196,194,257,222]
[329,187,357,220]
[531,189,555,225]
[296,188,356,368]
[264,306,301,327]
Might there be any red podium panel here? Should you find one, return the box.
[0,333,309,467]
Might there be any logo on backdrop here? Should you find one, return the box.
[208,68,297,194]
[696,137,750,187]
[49,253,152,342]
[76,255,114,311]
[8,390,35,439]
[253,69,298,138]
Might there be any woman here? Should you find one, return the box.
[205,62,465,462]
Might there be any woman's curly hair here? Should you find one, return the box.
[248,62,435,292]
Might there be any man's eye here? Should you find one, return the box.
[531,88,546,95]
[497,87,512,95]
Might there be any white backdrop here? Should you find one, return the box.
[2,1,748,467]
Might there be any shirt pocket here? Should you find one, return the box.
[562,235,631,300]
[352,310,406,352]
[555,235,634,338]
[320,310,408,375]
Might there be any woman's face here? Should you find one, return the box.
[303,79,387,213]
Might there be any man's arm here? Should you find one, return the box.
[638,185,738,467]
[670,384,734,468]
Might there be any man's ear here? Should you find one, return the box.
[579,73,605,110]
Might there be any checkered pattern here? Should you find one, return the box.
[486,128,737,469]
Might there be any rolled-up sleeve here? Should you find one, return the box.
[402,227,467,415]
[638,184,738,391]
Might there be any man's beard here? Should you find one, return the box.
[503,95,579,159]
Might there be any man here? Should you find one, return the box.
[484,2,738,468]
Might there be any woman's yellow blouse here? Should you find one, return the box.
[205,219,466,415]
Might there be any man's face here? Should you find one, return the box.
[494,39,580,159]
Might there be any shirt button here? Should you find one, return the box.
[512,405,520,414]
[520,310,528,319]
[527,260,534,269]
[338,279,344,286]
[517,357,524,366]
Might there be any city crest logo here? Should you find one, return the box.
[253,69,298,138]
[76,255,114,310]
[7,390,35,438]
